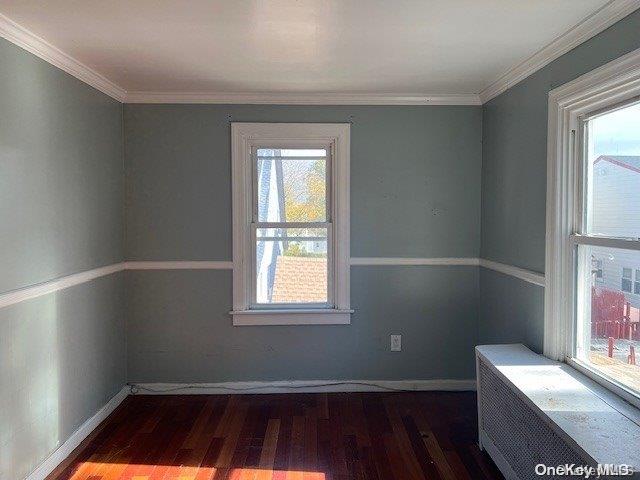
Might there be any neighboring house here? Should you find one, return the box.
[255,151,285,303]
[591,155,640,307]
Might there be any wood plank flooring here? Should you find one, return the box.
[47,392,503,480]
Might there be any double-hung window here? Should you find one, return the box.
[546,49,640,407]
[231,123,351,326]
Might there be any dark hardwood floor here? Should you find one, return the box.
[47,391,503,480]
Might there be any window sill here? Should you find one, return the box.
[565,356,640,411]
[230,309,353,326]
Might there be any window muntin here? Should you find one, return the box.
[574,99,640,397]
[252,147,332,307]
[622,268,633,292]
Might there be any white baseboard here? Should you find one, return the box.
[130,379,476,395]
[25,386,129,480]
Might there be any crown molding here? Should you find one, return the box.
[0,13,126,101]
[3,2,638,106]
[0,13,480,108]
[124,91,482,105]
[479,0,640,103]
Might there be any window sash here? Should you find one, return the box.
[250,222,334,309]
[580,95,640,123]
[570,234,640,250]
[250,145,334,309]
[570,99,640,402]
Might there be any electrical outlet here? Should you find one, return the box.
[390,334,402,352]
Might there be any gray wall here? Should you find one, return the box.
[124,104,482,382]
[0,38,125,480]
[4,7,640,478]
[479,9,640,351]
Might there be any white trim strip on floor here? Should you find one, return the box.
[130,379,477,395]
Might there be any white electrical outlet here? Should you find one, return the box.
[390,334,402,352]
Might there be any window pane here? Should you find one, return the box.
[255,231,328,304]
[577,245,640,394]
[585,102,640,238]
[256,148,327,222]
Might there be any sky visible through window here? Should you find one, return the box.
[593,102,640,156]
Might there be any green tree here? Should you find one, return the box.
[284,160,325,222]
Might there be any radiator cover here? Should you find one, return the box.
[478,360,593,480]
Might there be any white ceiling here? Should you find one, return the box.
[0,0,619,97]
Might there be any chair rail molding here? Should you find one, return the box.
[0,263,125,309]
[0,258,554,309]
[479,259,546,287]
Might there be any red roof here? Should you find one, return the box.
[271,256,327,303]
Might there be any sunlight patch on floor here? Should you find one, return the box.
[68,462,326,480]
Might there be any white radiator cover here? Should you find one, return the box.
[477,358,592,479]
[476,344,640,480]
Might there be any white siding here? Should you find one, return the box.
[592,246,640,308]
[590,161,640,238]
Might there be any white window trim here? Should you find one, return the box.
[545,46,640,408]
[231,123,351,326]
